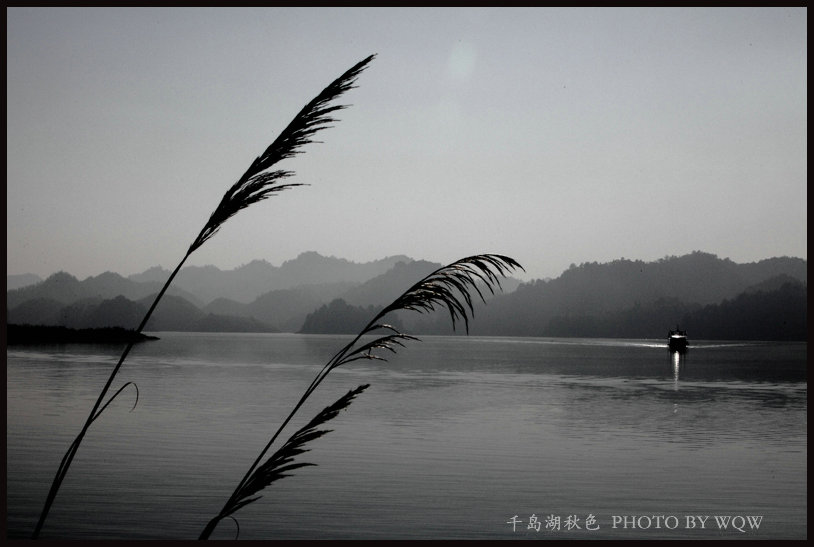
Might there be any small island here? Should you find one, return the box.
[6,324,159,345]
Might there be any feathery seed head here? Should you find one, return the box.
[188,55,375,255]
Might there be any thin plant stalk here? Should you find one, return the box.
[32,54,375,539]
[199,254,523,539]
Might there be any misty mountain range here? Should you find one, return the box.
[6,253,444,333]
[126,252,414,304]
[6,251,807,340]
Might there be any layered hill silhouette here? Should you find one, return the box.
[6,271,203,310]
[7,253,427,332]
[126,252,412,304]
[452,252,806,339]
[7,251,807,340]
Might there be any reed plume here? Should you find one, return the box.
[189,54,373,253]
[199,254,522,539]
[199,384,370,540]
[32,54,376,539]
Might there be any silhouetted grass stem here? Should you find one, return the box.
[32,255,189,538]
[32,54,375,539]
[199,255,522,539]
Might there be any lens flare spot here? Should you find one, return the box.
[447,41,477,81]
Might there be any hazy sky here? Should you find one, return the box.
[7,7,807,281]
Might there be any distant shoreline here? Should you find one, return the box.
[7,324,159,345]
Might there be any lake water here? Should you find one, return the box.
[6,333,807,540]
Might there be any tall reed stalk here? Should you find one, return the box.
[199,254,523,539]
[32,54,376,539]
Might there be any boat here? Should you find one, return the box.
[668,326,689,352]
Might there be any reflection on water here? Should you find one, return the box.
[671,349,682,388]
[6,334,807,540]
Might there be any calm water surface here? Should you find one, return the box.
[6,334,807,539]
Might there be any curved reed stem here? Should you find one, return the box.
[199,254,522,539]
[32,254,188,538]
[32,55,375,539]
